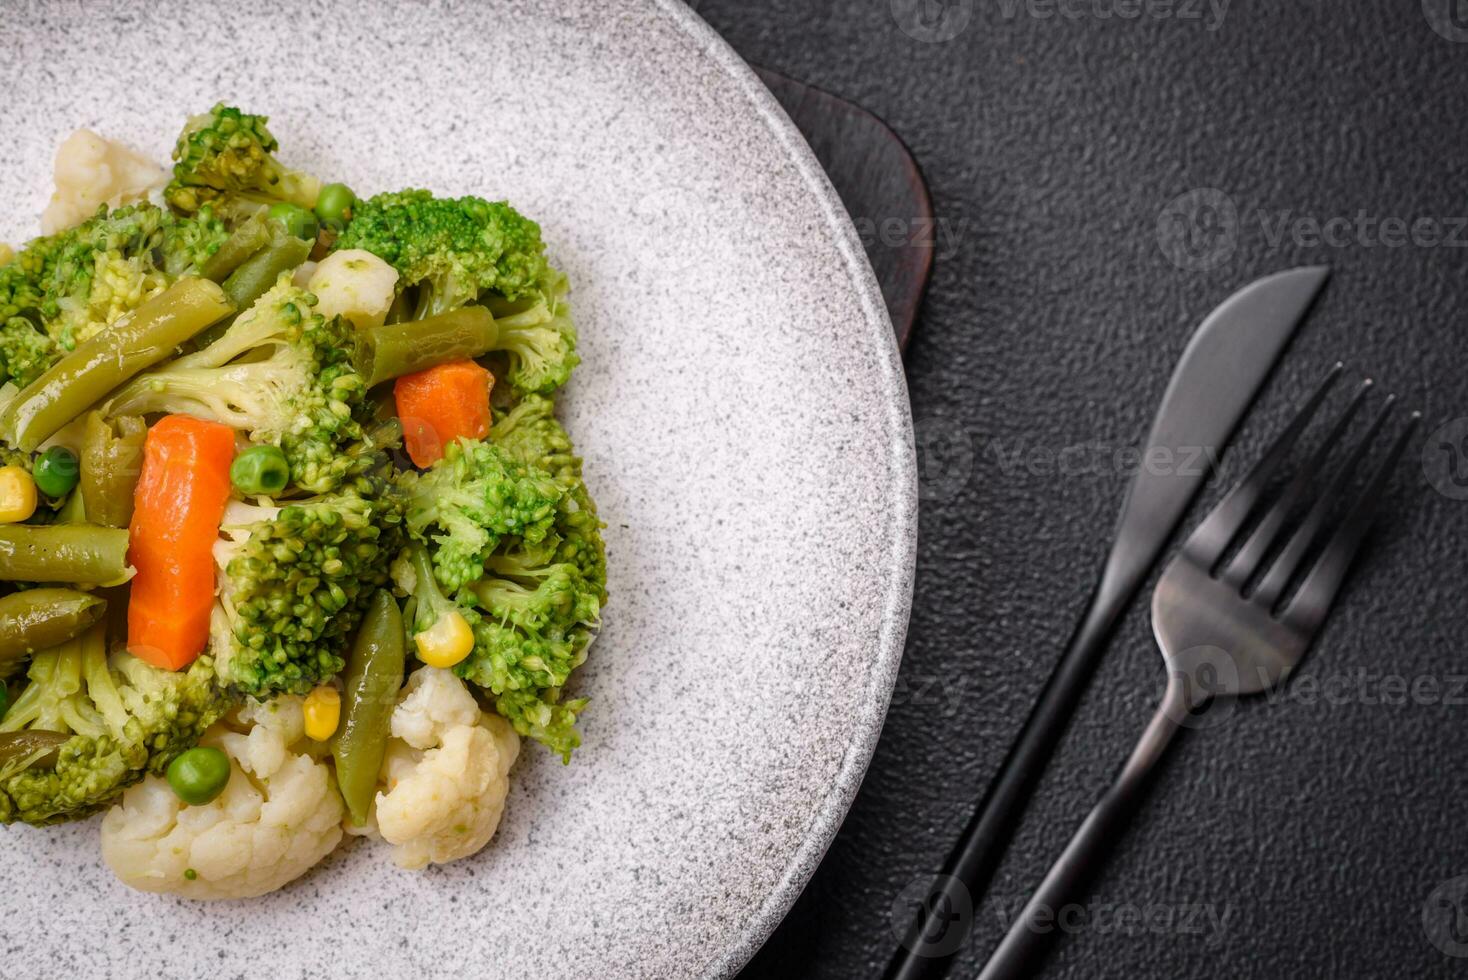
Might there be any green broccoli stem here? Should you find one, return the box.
[409,544,461,631]
[0,630,109,738]
[0,277,233,450]
[354,306,498,388]
[257,159,323,212]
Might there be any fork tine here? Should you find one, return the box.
[1182,363,1344,568]
[1253,395,1397,608]
[1219,379,1372,589]
[1277,411,1420,631]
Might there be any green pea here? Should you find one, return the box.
[32,446,79,499]
[268,202,320,242]
[230,445,290,496]
[166,746,231,806]
[314,182,356,231]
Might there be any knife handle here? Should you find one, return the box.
[884,584,1126,980]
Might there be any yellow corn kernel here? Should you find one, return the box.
[415,611,475,668]
[0,466,38,524]
[302,685,341,742]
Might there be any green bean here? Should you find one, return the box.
[0,524,131,585]
[220,234,312,312]
[332,590,405,825]
[354,306,499,388]
[195,210,273,282]
[80,411,146,528]
[0,589,107,679]
[0,730,70,776]
[0,278,233,452]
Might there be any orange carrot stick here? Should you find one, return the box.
[127,415,236,670]
[394,360,494,467]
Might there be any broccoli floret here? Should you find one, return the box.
[490,392,583,485]
[392,541,588,762]
[30,204,173,349]
[212,471,399,698]
[483,268,579,395]
[164,104,322,215]
[0,203,231,353]
[0,253,46,324]
[0,316,57,389]
[395,438,562,593]
[461,423,605,761]
[0,637,233,825]
[158,202,231,277]
[489,393,608,595]
[396,425,606,761]
[107,276,371,492]
[335,190,580,395]
[334,189,550,318]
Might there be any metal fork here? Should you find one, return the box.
[976,365,1419,980]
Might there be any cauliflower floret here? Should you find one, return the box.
[99,696,344,900]
[391,663,482,749]
[307,249,398,328]
[348,666,520,870]
[41,130,166,234]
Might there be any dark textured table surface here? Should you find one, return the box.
[697,2,1468,978]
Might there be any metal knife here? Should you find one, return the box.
[885,266,1331,980]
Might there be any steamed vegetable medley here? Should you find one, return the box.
[0,105,605,898]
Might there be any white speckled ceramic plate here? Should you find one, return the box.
[0,1,915,976]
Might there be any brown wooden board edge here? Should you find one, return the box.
[753,65,934,355]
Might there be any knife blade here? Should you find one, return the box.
[885,266,1330,980]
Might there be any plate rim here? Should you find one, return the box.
[651,2,920,975]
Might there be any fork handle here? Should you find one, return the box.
[975,675,1189,980]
